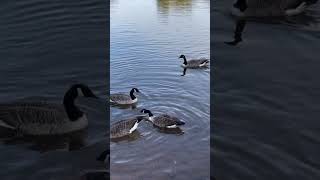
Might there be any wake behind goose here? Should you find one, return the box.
[0,84,98,135]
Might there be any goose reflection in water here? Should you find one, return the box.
[1,129,88,152]
[110,129,141,143]
[225,4,319,46]
[156,126,184,135]
[225,19,246,46]
[110,103,137,110]
[181,66,210,76]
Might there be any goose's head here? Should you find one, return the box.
[63,84,97,121]
[66,84,98,100]
[140,109,154,121]
[233,0,247,12]
[131,88,140,94]
[179,55,185,59]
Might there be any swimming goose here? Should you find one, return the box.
[179,55,209,68]
[110,116,145,139]
[231,0,318,17]
[140,109,185,128]
[110,88,140,105]
[0,84,97,135]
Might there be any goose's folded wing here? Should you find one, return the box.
[0,102,67,127]
[110,94,130,101]
[187,60,201,65]
[200,58,209,63]
[155,115,178,126]
[111,118,136,133]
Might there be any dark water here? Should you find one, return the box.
[111,0,210,179]
[0,1,109,179]
[213,0,320,179]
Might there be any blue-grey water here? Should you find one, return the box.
[111,0,210,179]
[213,0,320,179]
[0,1,109,179]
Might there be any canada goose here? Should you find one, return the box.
[110,116,145,139]
[0,84,97,135]
[231,0,318,17]
[179,55,209,68]
[110,88,140,105]
[140,109,185,128]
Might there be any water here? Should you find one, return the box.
[110,0,210,179]
[213,0,320,179]
[0,0,109,179]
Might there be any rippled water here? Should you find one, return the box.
[213,0,320,179]
[0,1,108,179]
[111,0,210,179]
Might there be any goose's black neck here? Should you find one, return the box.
[234,0,247,12]
[130,89,136,100]
[182,56,187,65]
[146,110,153,117]
[63,88,83,121]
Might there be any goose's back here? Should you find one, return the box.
[0,102,87,135]
[153,114,180,128]
[110,94,133,104]
[186,58,209,68]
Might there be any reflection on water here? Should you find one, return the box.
[111,130,142,143]
[225,19,246,46]
[157,0,192,15]
[225,3,320,46]
[1,129,88,153]
[111,0,209,179]
[156,126,185,135]
[181,66,210,76]
[213,0,320,179]
[110,103,137,110]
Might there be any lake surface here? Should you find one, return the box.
[213,0,320,179]
[110,0,210,179]
[0,0,109,179]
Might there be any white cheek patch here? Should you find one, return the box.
[77,88,84,96]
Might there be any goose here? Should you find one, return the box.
[0,84,97,135]
[140,109,185,128]
[231,0,318,17]
[110,88,140,105]
[179,55,209,68]
[110,116,145,139]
